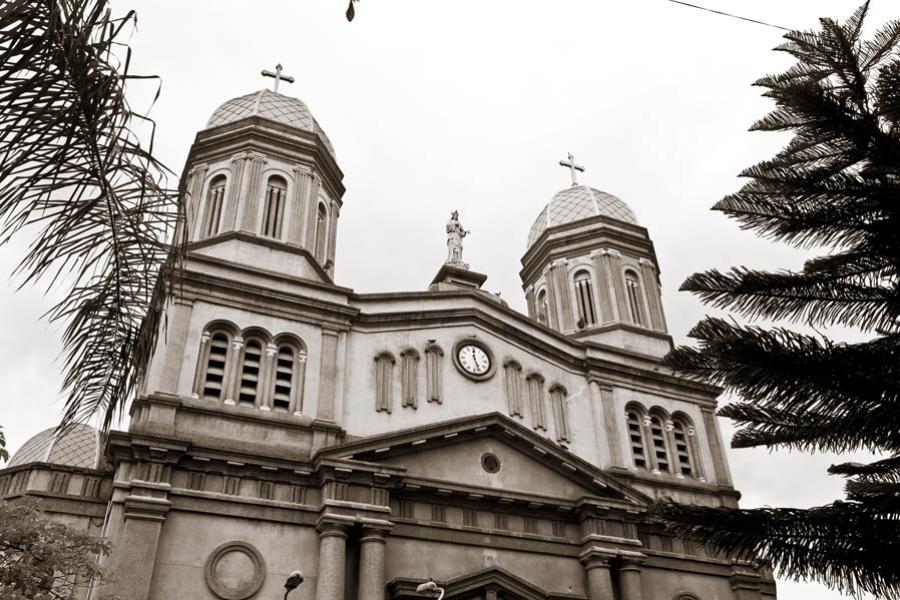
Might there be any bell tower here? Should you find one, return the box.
[520,155,672,357]
[181,65,345,282]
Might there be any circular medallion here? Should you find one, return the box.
[481,452,501,474]
[452,340,495,381]
[204,541,266,600]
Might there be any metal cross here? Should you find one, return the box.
[559,152,585,186]
[261,63,295,93]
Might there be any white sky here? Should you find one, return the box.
[0,1,891,598]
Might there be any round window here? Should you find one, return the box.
[481,453,501,474]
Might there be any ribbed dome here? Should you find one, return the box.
[7,424,102,470]
[527,185,638,248]
[206,89,335,157]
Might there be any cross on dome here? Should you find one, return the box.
[261,63,295,93]
[559,152,585,186]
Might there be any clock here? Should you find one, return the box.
[453,340,495,381]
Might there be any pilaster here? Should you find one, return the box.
[304,174,322,251]
[541,267,558,330]
[186,163,208,241]
[288,165,312,245]
[590,249,616,323]
[237,153,267,233]
[596,383,624,469]
[639,258,666,332]
[702,406,733,486]
[220,152,247,231]
[550,259,575,331]
[258,343,278,411]
[316,329,340,422]
[603,249,628,323]
[223,335,244,405]
[326,200,340,276]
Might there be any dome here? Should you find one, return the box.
[527,185,638,248]
[7,424,102,470]
[206,89,336,157]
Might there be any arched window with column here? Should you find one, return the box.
[671,413,703,480]
[573,270,597,328]
[624,270,646,326]
[195,326,235,402]
[270,337,307,414]
[536,288,550,327]
[314,201,328,261]
[261,175,287,238]
[237,335,266,407]
[201,175,227,238]
[649,412,672,474]
[625,405,648,470]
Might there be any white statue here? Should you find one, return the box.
[446,210,470,268]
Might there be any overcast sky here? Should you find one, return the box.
[1,1,891,598]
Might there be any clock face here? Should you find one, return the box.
[457,344,491,376]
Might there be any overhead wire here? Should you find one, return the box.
[666,0,794,32]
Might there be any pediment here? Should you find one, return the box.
[389,566,586,600]
[318,413,648,506]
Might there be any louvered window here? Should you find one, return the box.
[272,345,296,412]
[238,339,263,406]
[573,271,597,327]
[202,333,230,401]
[202,175,226,237]
[650,415,670,473]
[673,420,694,477]
[627,410,647,470]
[262,176,287,238]
[625,271,646,326]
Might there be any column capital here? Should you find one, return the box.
[618,555,646,571]
[293,164,312,175]
[246,151,268,163]
[230,151,250,162]
[550,258,569,268]
[316,520,351,539]
[360,526,390,544]
[638,257,655,267]
[603,248,622,259]
[580,555,613,571]
[189,162,209,176]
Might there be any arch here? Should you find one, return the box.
[623,269,647,326]
[400,349,420,409]
[625,402,649,471]
[425,344,444,404]
[269,335,307,414]
[670,411,702,479]
[374,352,396,413]
[261,175,288,239]
[502,360,524,418]
[194,322,240,402]
[201,174,227,238]
[314,199,329,261]
[572,269,597,328]
[648,409,673,474]
[549,384,570,443]
[240,325,274,344]
[237,333,266,407]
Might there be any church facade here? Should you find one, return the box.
[1,83,775,600]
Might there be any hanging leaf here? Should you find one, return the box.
[346,0,355,22]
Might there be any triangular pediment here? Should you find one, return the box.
[389,566,586,600]
[317,413,648,507]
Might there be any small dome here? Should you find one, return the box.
[7,424,102,470]
[527,185,638,248]
[206,89,335,157]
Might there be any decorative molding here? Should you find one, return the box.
[204,541,266,600]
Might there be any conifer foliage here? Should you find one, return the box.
[658,4,900,597]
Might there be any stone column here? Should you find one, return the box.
[186,163,208,241]
[603,249,628,323]
[316,329,339,421]
[288,166,312,245]
[258,343,278,411]
[191,331,211,398]
[542,268,558,330]
[618,558,645,600]
[326,200,340,277]
[687,425,707,481]
[642,415,661,474]
[220,153,247,232]
[358,527,389,600]
[702,407,733,486]
[305,175,322,250]
[639,258,666,332]
[223,335,244,405]
[582,556,615,600]
[590,250,616,323]
[315,523,349,600]
[597,383,624,468]
[238,153,267,233]
[550,259,575,331]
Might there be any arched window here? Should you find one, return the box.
[626,408,648,470]
[573,271,597,327]
[271,342,306,413]
[650,414,671,474]
[199,331,231,401]
[536,289,550,326]
[238,337,265,407]
[314,201,328,261]
[671,420,694,477]
[527,374,546,431]
[550,385,570,443]
[503,361,524,418]
[400,349,420,409]
[262,176,287,238]
[374,353,395,413]
[202,175,226,238]
[624,270,646,326]
[425,344,444,404]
